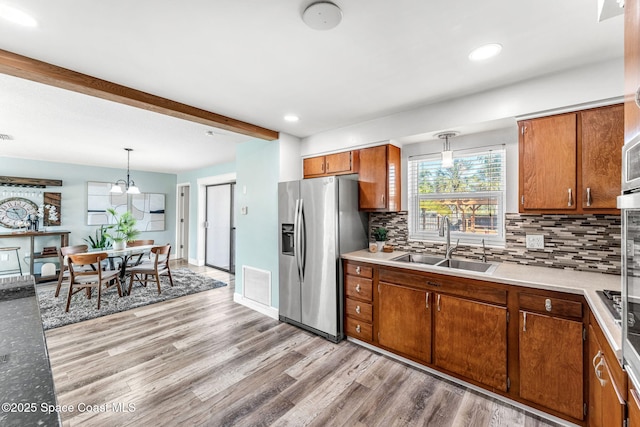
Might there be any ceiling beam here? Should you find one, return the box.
[0,49,279,141]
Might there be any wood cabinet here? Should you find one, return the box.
[433,294,507,391]
[303,151,359,178]
[358,144,401,211]
[518,104,622,213]
[626,0,640,143]
[588,322,626,427]
[629,379,640,427]
[344,262,374,343]
[377,281,431,363]
[518,311,584,421]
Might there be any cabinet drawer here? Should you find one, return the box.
[346,298,373,322]
[345,275,373,301]
[346,317,373,341]
[345,262,373,278]
[519,292,582,319]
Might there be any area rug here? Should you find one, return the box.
[37,268,227,330]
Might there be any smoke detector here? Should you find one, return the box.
[302,2,342,30]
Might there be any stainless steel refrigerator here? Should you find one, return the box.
[278,175,367,342]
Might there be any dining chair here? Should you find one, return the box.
[123,239,155,268]
[54,244,89,297]
[127,244,173,295]
[65,252,122,312]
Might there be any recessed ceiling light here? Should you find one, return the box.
[284,114,299,122]
[468,43,502,61]
[0,5,38,27]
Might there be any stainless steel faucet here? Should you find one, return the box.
[439,217,459,260]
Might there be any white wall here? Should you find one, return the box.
[278,133,302,182]
[300,58,623,156]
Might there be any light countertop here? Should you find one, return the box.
[342,249,622,362]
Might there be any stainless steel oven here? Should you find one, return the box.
[619,134,640,378]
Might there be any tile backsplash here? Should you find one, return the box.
[369,212,621,275]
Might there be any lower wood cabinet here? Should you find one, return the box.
[518,311,584,421]
[588,317,626,427]
[629,380,640,427]
[377,281,431,363]
[343,260,599,425]
[433,294,507,391]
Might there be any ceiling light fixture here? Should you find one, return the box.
[437,132,458,168]
[0,5,38,27]
[284,114,300,122]
[110,148,140,194]
[302,1,342,30]
[468,43,503,61]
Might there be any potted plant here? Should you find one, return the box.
[372,227,388,252]
[84,224,112,249]
[104,208,140,250]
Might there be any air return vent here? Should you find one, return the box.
[242,266,271,306]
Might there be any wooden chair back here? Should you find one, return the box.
[68,252,108,281]
[58,244,89,266]
[151,244,171,268]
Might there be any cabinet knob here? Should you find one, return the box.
[586,187,592,207]
[355,305,361,314]
[355,324,361,333]
[567,188,573,207]
[355,266,361,275]
[545,298,552,312]
[355,284,361,293]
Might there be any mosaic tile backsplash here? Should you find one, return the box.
[369,212,621,275]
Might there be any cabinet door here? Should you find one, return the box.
[588,325,604,427]
[626,0,640,143]
[581,104,623,210]
[433,294,507,391]
[377,281,431,363]
[519,311,583,420]
[630,386,640,427]
[520,114,577,210]
[325,151,352,175]
[359,145,388,210]
[303,156,326,178]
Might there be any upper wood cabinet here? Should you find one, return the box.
[518,104,623,213]
[626,0,640,144]
[358,144,401,212]
[303,151,359,178]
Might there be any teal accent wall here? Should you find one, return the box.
[0,157,177,254]
[177,162,235,260]
[235,139,280,307]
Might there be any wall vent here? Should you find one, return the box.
[242,266,271,307]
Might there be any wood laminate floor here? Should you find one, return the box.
[44,261,564,427]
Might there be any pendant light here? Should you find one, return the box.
[110,148,140,194]
[438,132,458,168]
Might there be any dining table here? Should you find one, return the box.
[78,244,155,283]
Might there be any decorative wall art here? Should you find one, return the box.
[42,192,61,226]
[86,181,165,231]
[131,193,165,231]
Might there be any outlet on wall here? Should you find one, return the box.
[526,234,545,249]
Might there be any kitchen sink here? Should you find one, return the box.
[392,253,498,274]
[392,254,445,265]
[435,258,498,274]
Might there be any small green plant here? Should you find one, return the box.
[104,208,140,244]
[84,225,112,249]
[372,227,388,242]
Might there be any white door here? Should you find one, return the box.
[205,183,234,271]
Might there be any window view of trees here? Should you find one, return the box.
[409,148,505,242]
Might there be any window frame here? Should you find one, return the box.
[408,144,506,246]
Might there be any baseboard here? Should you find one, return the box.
[190,258,203,266]
[233,293,279,320]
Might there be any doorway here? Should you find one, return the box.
[176,184,190,261]
[205,183,235,272]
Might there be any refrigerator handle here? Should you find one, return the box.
[294,198,302,283]
[299,198,306,281]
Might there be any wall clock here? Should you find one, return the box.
[0,197,38,229]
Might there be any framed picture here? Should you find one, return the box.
[86,181,127,225]
[43,192,61,226]
[131,193,165,231]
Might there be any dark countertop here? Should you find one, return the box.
[0,275,61,427]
